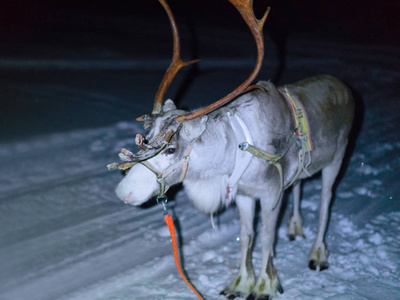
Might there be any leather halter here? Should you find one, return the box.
[139,144,194,196]
[107,144,194,197]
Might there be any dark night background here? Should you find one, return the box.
[0,0,399,142]
[1,0,399,53]
[3,1,400,39]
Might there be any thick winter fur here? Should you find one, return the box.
[115,75,354,299]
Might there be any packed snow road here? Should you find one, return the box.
[0,36,399,299]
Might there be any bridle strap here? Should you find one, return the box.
[139,144,194,196]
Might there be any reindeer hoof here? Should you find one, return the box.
[288,233,305,241]
[309,242,329,271]
[246,293,270,300]
[308,259,329,271]
[246,293,256,300]
[287,215,305,241]
[220,290,245,299]
[246,284,283,299]
[277,282,284,294]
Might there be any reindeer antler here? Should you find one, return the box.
[175,0,270,122]
[131,0,270,158]
[152,0,199,115]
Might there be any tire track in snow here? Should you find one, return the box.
[0,166,109,202]
[1,195,171,300]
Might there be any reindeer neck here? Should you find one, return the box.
[186,111,237,180]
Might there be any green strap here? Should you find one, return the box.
[239,134,297,209]
[280,87,314,152]
[240,143,284,209]
[240,132,313,210]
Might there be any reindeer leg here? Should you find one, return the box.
[287,181,305,241]
[222,195,255,299]
[248,192,283,300]
[309,143,347,271]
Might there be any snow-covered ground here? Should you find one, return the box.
[0,10,399,300]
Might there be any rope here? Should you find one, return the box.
[164,213,205,300]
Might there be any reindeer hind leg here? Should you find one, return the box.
[309,141,347,271]
[287,181,305,241]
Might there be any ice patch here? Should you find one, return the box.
[357,163,380,175]
[90,140,106,152]
[375,143,394,152]
[301,199,318,211]
[368,233,383,245]
[353,186,377,197]
[116,121,139,131]
[157,225,173,238]
[337,191,354,198]
[338,217,357,235]
[202,250,218,262]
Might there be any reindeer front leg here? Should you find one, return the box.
[222,195,256,299]
[248,192,283,300]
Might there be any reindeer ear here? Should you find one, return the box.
[181,116,208,141]
[163,99,177,112]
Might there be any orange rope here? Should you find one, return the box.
[164,213,205,300]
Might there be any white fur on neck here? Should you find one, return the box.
[183,174,236,214]
[181,114,238,214]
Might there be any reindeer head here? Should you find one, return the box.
[108,0,269,206]
[112,99,208,206]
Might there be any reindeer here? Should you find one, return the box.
[108,0,354,299]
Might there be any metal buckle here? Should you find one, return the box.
[156,194,168,214]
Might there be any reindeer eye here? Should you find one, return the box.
[165,147,176,155]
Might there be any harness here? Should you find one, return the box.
[279,86,314,152]
[224,111,254,201]
[228,86,314,208]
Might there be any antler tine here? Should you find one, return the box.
[175,0,270,123]
[152,0,200,115]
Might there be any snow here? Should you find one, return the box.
[1,8,400,300]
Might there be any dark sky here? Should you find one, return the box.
[1,0,399,46]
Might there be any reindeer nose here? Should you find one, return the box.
[123,194,131,204]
